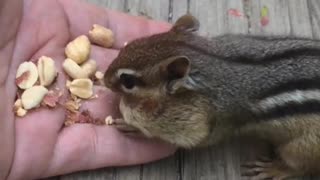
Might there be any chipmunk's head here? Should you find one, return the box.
[104,14,211,148]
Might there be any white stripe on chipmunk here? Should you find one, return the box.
[257,90,320,111]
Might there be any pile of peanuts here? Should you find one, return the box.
[13,24,115,125]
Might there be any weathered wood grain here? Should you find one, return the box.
[60,168,114,180]
[248,0,291,36]
[40,177,60,180]
[309,0,320,40]
[288,0,313,38]
[189,0,248,37]
[188,0,219,36]
[126,0,170,21]
[113,166,140,180]
[171,0,189,23]
[141,155,180,180]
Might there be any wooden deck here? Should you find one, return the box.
[48,0,320,180]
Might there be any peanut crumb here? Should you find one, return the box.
[105,116,114,125]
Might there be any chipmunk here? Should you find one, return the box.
[103,14,320,180]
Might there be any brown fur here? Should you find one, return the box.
[104,14,320,179]
[239,114,320,177]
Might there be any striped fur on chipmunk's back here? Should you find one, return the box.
[104,14,320,148]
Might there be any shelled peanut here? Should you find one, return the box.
[63,25,113,100]
[13,23,114,126]
[62,24,114,125]
[63,35,95,100]
[14,56,59,116]
[89,24,114,48]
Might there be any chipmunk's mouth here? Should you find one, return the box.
[118,97,154,138]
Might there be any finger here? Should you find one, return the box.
[9,107,65,180]
[105,9,172,48]
[80,85,121,121]
[44,124,176,177]
[60,0,172,49]
[89,45,119,73]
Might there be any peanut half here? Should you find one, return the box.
[95,71,104,80]
[64,100,80,113]
[21,85,48,110]
[65,35,91,64]
[105,115,114,125]
[81,59,97,77]
[37,56,57,86]
[16,62,39,89]
[89,24,114,48]
[69,79,93,99]
[63,58,88,79]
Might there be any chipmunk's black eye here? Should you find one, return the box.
[119,73,137,90]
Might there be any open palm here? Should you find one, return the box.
[0,0,176,179]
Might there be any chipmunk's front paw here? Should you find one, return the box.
[241,157,296,180]
[109,118,143,137]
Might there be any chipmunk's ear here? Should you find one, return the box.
[172,14,200,33]
[160,56,195,94]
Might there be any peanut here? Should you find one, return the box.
[89,24,114,48]
[63,58,88,79]
[65,35,91,64]
[14,99,27,117]
[14,99,23,110]
[81,59,97,77]
[15,62,39,89]
[95,71,104,80]
[21,85,48,110]
[66,80,71,88]
[69,79,93,99]
[16,108,27,117]
[65,100,80,113]
[37,56,57,86]
[105,115,114,125]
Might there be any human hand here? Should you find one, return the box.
[0,0,176,179]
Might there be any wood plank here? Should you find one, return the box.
[189,0,248,37]
[171,0,189,23]
[189,0,220,36]
[113,166,141,180]
[126,0,170,21]
[309,0,320,40]
[288,0,313,38]
[60,168,114,180]
[248,0,291,36]
[218,0,249,34]
[141,155,180,180]
[40,177,60,180]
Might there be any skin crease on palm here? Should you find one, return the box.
[0,0,177,179]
